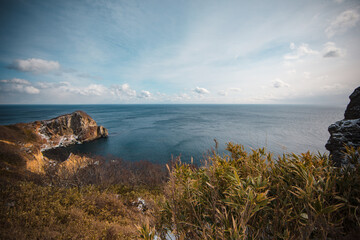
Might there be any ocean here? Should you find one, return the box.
[0,104,344,164]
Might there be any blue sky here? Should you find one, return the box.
[0,0,359,105]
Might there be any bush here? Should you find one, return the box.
[156,143,360,239]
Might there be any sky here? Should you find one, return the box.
[0,0,359,105]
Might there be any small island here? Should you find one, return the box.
[0,111,108,176]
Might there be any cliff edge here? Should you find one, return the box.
[325,86,360,165]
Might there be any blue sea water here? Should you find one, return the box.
[0,104,344,164]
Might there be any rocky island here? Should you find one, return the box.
[0,111,108,177]
[38,111,108,150]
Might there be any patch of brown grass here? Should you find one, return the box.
[43,154,168,189]
[0,182,158,240]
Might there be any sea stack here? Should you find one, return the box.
[325,86,360,165]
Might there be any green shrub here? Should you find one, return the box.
[156,143,360,239]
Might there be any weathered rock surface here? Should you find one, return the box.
[0,111,108,175]
[344,87,360,119]
[325,86,360,165]
[37,111,108,150]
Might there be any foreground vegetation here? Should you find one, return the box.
[1,183,160,239]
[1,143,360,239]
[0,156,167,240]
[156,144,360,239]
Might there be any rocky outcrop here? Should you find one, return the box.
[325,86,360,165]
[36,111,108,150]
[0,111,108,174]
[344,87,360,119]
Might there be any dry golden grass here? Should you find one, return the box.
[0,143,167,239]
[0,182,161,240]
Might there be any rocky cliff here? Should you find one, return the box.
[325,86,360,165]
[36,111,108,150]
[0,111,108,176]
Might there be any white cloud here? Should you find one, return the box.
[273,79,290,88]
[3,80,150,100]
[193,87,210,94]
[35,81,108,96]
[0,78,40,94]
[322,42,345,58]
[325,9,360,38]
[290,42,296,50]
[323,83,341,91]
[111,83,137,98]
[175,93,191,101]
[284,43,318,60]
[287,69,296,74]
[229,88,242,92]
[0,78,30,85]
[36,81,70,89]
[218,90,227,96]
[303,72,311,79]
[217,87,241,96]
[8,58,60,74]
[334,0,345,3]
[321,83,347,94]
[80,84,107,96]
[23,86,40,94]
[138,90,151,98]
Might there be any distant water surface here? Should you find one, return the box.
[0,104,344,164]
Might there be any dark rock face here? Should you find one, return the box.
[344,87,360,120]
[37,111,108,150]
[326,87,360,165]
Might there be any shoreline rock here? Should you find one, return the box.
[325,86,360,165]
[36,111,108,151]
[0,111,108,174]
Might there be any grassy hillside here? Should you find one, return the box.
[1,141,360,239]
[1,182,160,239]
[0,155,167,240]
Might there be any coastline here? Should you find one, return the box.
[0,104,344,164]
[0,94,359,239]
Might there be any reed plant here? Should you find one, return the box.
[155,143,360,239]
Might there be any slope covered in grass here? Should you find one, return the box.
[1,142,360,239]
